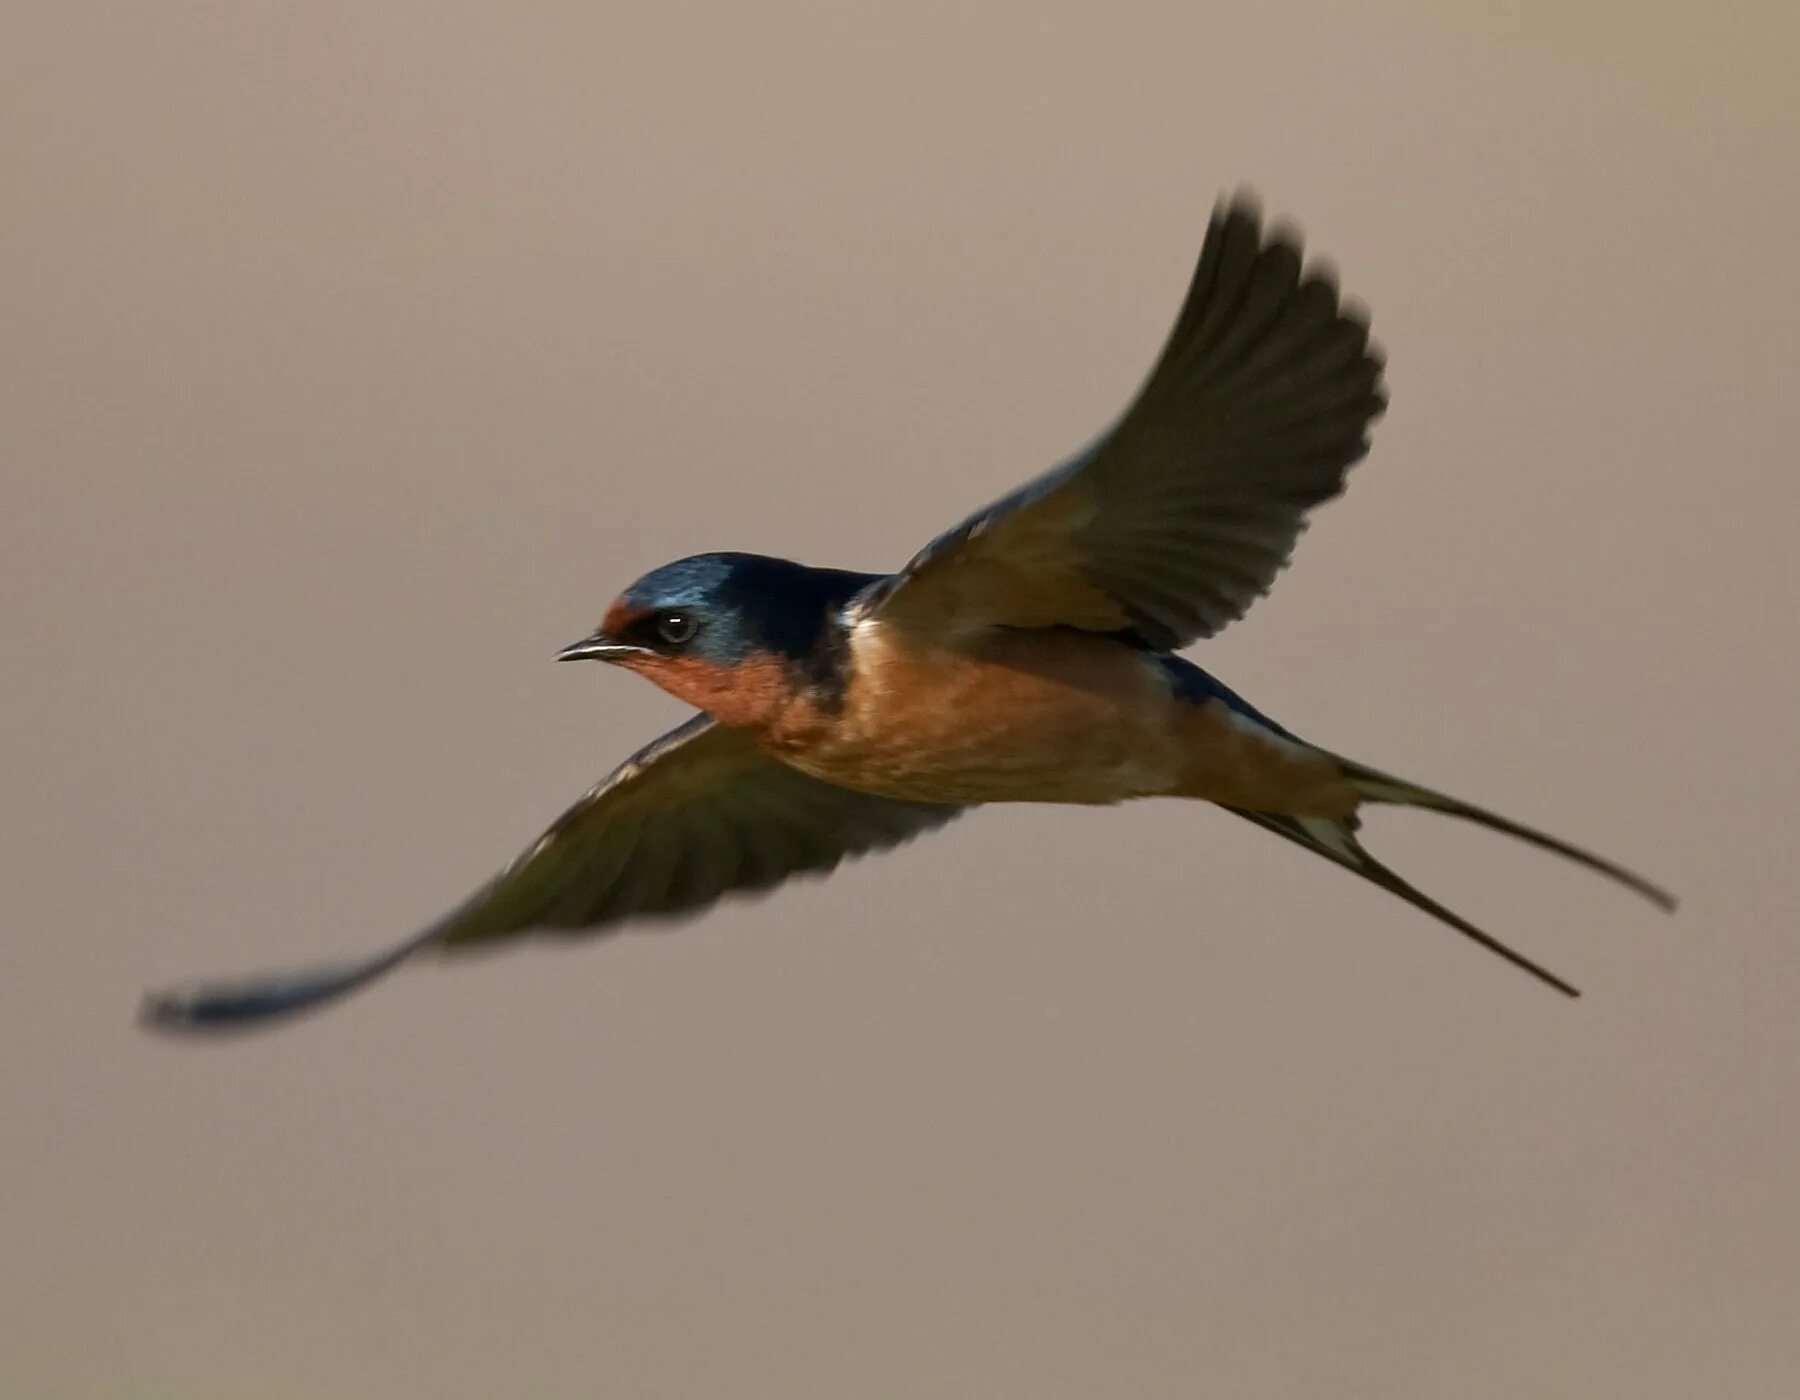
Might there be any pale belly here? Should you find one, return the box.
[762,624,1185,805]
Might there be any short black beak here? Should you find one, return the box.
[555,634,642,663]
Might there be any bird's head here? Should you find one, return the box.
[558,552,874,727]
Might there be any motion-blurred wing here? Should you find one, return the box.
[861,193,1386,649]
[141,716,961,1031]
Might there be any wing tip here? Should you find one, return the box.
[137,986,203,1033]
[135,979,304,1035]
[1214,186,1264,227]
[135,938,428,1034]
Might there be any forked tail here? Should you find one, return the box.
[1339,759,1676,913]
[1227,761,1675,998]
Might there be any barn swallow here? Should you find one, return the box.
[142,193,1674,1032]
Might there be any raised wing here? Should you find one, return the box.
[141,716,961,1031]
[860,193,1386,649]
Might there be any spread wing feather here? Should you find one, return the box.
[862,193,1385,648]
[141,716,961,1031]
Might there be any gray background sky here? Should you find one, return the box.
[5,3,1797,1396]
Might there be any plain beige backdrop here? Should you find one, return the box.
[4,3,1798,1396]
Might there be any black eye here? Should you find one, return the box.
[655,611,698,646]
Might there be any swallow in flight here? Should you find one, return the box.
[142,193,1675,1032]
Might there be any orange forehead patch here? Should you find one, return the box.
[601,598,642,636]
